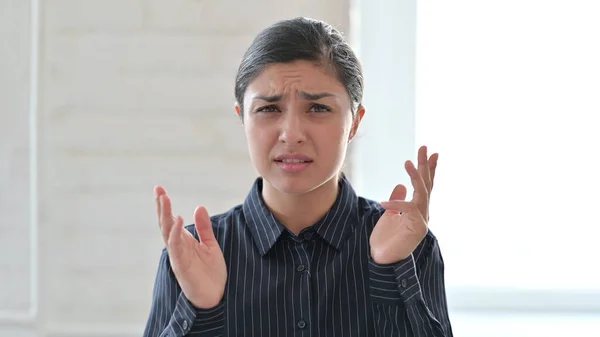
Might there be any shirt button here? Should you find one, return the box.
[297,264,306,272]
[304,232,314,240]
[297,319,307,329]
[401,278,408,288]
[182,320,188,330]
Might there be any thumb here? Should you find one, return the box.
[194,206,217,247]
[389,184,407,201]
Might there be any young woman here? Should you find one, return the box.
[144,17,453,337]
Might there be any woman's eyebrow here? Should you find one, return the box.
[252,91,336,102]
[299,91,336,100]
[252,94,282,102]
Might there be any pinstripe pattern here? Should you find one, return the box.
[144,176,453,336]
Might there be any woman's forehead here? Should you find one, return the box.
[247,61,346,96]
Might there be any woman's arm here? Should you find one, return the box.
[369,232,453,336]
[143,249,225,337]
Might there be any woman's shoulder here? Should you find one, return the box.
[209,204,245,226]
[356,195,386,218]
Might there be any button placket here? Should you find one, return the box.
[291,240,312,332]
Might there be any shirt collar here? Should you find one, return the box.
[242,174,360,256]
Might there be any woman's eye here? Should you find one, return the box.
[256,105,279,113]
[310,104,332,113]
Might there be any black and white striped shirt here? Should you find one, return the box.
[143,175,453,336]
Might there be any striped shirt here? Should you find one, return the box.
[143,175,453,336]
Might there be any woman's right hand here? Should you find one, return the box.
[155,186,227,309]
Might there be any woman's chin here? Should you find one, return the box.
[266,176,314,196]
[262,171,336,197]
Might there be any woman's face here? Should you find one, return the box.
[237,60,364,196]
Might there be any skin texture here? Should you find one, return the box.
[154,60,439,309]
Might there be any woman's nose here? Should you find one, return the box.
[278,111,306,144]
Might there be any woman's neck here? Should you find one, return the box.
[262,176,340,235]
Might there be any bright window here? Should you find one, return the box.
[415,0,600,295]
[352,0,600,313]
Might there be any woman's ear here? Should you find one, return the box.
[349,105,366,142]
[234,103,244,125]
[235,103,242,118]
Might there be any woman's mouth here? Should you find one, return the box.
[274,155,313,173]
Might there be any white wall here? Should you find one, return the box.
[0,1,349,336]
[1,0,37,336]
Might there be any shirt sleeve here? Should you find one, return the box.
[143,248,226,337]
[368,232,453,337]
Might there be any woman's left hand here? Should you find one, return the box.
[369,145,439,265]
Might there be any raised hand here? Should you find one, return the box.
[155,186,227,309]
[369,145,438,265]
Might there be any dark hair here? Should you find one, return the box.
[234,17,364,118]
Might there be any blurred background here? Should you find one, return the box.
[1,0,599,336]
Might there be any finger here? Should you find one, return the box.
[155,186,166,226]
[170,215,198,247]
[405,160,428,205]
[167,215,185,258]
[389,184,407,202]
[380,201,427,231]
[380,200,418,213]
[155,185,166,197]
[194,206,217,248]
[159,194,174,244]
[429,153,439,189]
[418,146,432,193]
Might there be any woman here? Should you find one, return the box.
[144,17,453,337]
